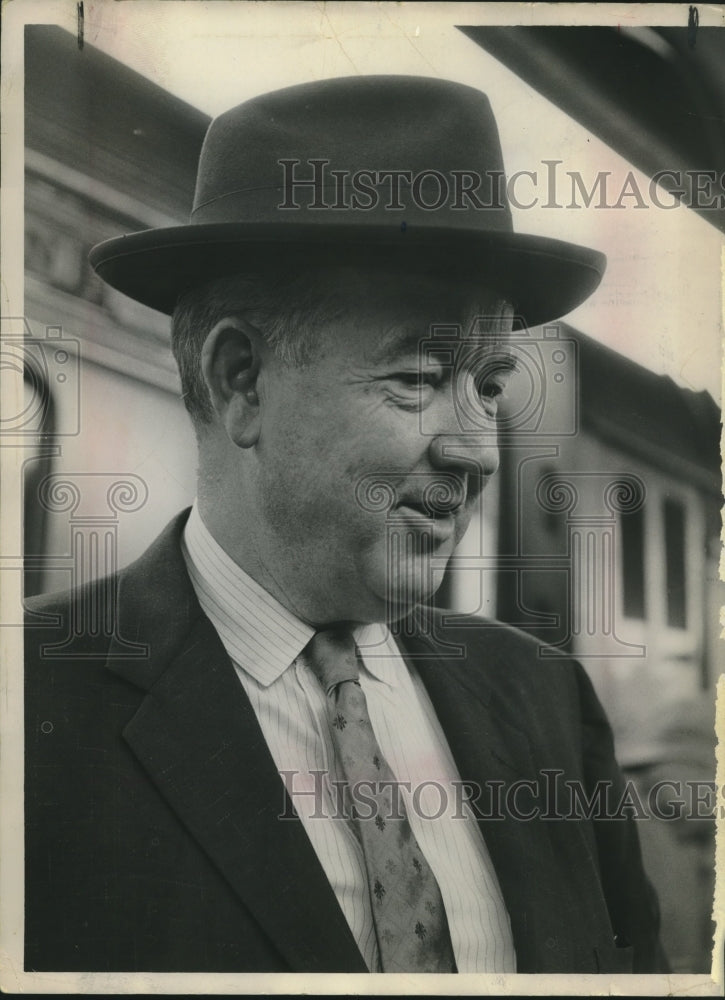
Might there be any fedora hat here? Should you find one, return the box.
[90,75,606,325]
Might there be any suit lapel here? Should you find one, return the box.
[106,512,367,973]
[105,514,571,972]
[399,619,566,973]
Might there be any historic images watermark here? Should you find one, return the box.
[279,768,719,823]
[3,317,151,653]
[278,158,725,212]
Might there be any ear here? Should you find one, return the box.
[200,317,265,448]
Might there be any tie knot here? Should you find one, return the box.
[305,626,360,696]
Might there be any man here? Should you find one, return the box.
[24,75,666,974]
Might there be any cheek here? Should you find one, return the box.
[261,386,427,530]
[259,428,369,541]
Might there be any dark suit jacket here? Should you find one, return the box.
[24,510,666,974]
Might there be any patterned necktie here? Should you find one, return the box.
[305,626,456,973]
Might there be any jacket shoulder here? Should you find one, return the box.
[426,604,583,681]
[25,573,122,659]
[25,574,117,616]
[417,606,602,735]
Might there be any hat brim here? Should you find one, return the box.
[89,222,606,328]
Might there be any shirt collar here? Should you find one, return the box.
[182,503,399,689]
[182,503,314,687]
[354,623,400,688]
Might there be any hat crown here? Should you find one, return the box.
[192,75,512,232]
[88,74,606,321]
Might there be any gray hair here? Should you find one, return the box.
[171,268,352,425]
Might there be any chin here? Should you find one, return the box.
[350,542,450,623]
[376,564,446,623]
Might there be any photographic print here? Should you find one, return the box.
[1,2,722,995]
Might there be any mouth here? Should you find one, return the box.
[394,492,468,543]
[397,499,462,520]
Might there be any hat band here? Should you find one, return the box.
[191,164,514,232]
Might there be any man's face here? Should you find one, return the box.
[250,269,515,625]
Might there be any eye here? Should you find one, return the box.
[476,377,506,400]
[393,372,423,387]
[390,371,441,390]
[474,373,511,409]
[383,370,444,410]
[472,357,518,406]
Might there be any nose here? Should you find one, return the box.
[427,395,500,486]
[428,432,499,480]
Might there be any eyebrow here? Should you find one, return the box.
[422,338,520,371]
[372,316,518,367]
[477,350,520,372]
[373,323,432,365]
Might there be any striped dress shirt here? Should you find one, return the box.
[181,503,516,973]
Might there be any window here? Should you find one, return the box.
[23,365,55,598]
[663,497,687,629]
[620,504,646,619]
